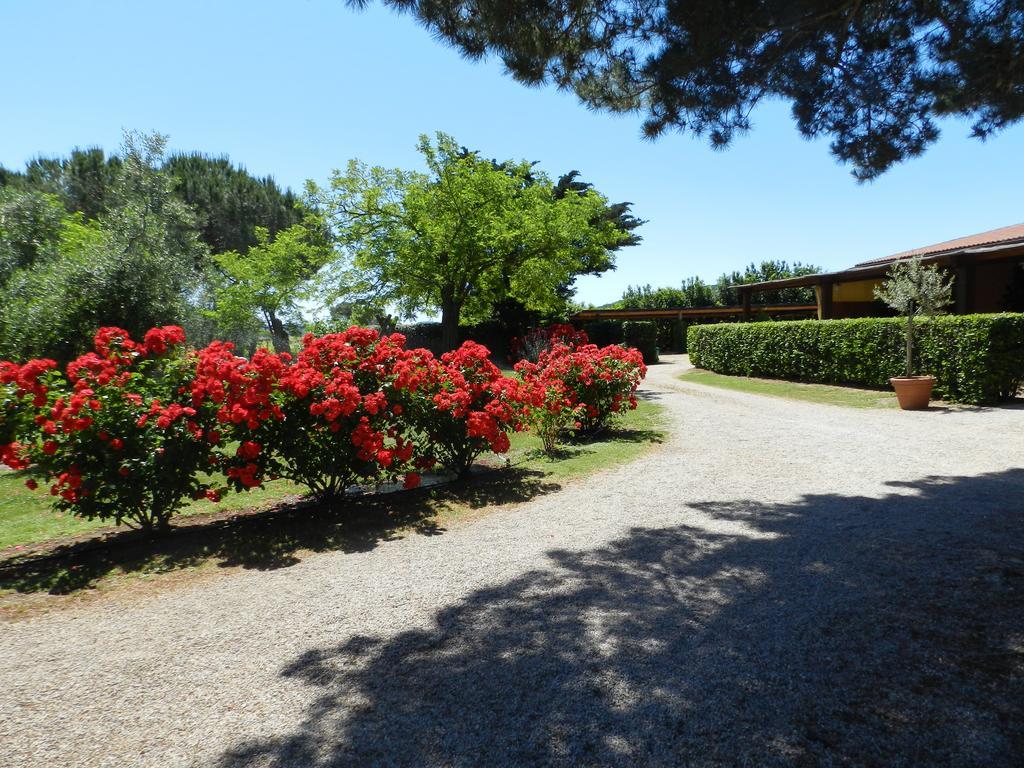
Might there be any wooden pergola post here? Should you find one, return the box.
[815,281,834,320]
[741,287,752,321]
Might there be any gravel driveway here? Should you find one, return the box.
[2,355,1023,767]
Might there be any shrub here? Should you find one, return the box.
[0,323,650,533]
[623,320,659,364]
[1,326,222,531]
[414,341,521,477]
[687,313,1024,404]
[516,342,646,448]
[668,318,688,353]
[396,320,509,357]
[582,319,624,347]
[515,369,583,454]
[510,323,589,362]
[193,327,429,501]
[1,358,58,470]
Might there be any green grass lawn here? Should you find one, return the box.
[680,368,899,409]
[0,400,664,553]
[502,399,664,480]
[0,471,304,550]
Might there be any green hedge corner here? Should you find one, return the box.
[623,320,660,365]
[687,314,1024,405]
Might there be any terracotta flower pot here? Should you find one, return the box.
[889,375,935,410]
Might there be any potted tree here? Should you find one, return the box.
[874,257,954,410]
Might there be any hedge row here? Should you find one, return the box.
[583,318,687,353]
[687,314,1024,405]
[623,321,660,364]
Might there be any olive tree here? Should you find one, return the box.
[874,257,955,377]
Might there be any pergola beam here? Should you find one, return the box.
[572,304,818,321]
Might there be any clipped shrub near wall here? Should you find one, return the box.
[396,321,508,357]
[623,321,659,364]
[582,319,624,347]
[687,313,1024,405]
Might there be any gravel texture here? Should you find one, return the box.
[2,355,1023,767]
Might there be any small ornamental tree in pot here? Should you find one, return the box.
[874,257,954,409]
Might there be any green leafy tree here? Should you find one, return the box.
[489,167,644,333]
[358,0,1024,180]
[164,153,305,255]
[58,148,122,220]
[210,217,334,354]
[616,285,687,310]
[316,133,630,350]
[680,277,719,307]
[874,257,954,377]
[19,148,121,220]
[0,189,67,284]
[616,277,718,309]
[716,261,822,305]
[0,131,206,362]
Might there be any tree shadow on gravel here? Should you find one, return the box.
[220,469,1024,768]
[0,468,560,595]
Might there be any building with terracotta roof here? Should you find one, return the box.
[739,223,1024,319]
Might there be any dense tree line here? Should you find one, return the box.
[0,131,642,361]
[613,262,822,310]
[0,132,314,362]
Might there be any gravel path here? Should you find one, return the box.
[2,355,1023,767]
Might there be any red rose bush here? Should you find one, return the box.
[192,328,431,502]
[1,326,222,531]
[515,340,646,452]
[413,341,521,477]
[1,322,645,533]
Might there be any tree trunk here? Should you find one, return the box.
[269,312,292,355]
[440,296,461,352]
[905,314,914,378]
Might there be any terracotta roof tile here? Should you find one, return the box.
[855,223,1024,267]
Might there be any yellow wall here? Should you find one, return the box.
[832,279,881,302]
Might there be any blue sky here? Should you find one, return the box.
[3,0,1023,306]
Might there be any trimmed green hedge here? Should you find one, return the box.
[687,314,1024,405]
[582,319,625,347]
[582,318,691,353]
[623,320,659,364]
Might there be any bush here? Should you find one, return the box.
[1,324,649,532]
[512,365,583,454]
[668,318,688,353]
[515,342,646,447]
[687,314,1024,405]
[396,320,508,358]
[582,319,624,347]
[2,326,221,530]
[510,323,589,363]
[623,321,659,364]
[414,341,520,477]
[192,328,429,501]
